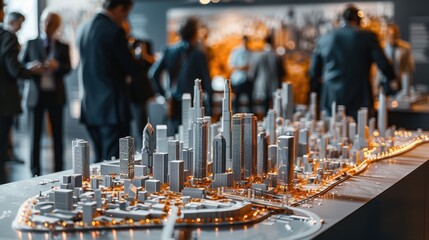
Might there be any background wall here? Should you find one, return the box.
[130,0,429,87]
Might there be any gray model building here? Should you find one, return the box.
[182,148,194,177]
[213,133,226,174]
[282,82,294,120]
[119,136,135,179]
[273,89,283,118]
[243,113,257,179]
[222,79,233,161]
[169,160,184,192]
[54,189,73,211]
[193,118,208,181]
[378,89,387,137]
[145,179,161,193]
[268,145,278,172]
[266,109,277,144]
[142,121,155,168]
[156,125,168,153]
[153,152,169,183]
[193,79,205,122]
[168,140,180,175]
[257,132,268,176]
[357,108,368,149]
[277,135,295,187]
[232,113,245,181]
[82,202,97,224]
[72,139,90,180]
[182,93,192,148]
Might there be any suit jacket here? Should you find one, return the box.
[21,37,71,107]
[0,28,32,116]
[77,13,142,126]
[148,41,212,103]
[252,47,285,101]
[309,25,396,119]
[384,40,415,80]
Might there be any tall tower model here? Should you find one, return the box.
[142,121,154,168]
[357,108,368,149]
[213,133,226,174]
[169,160,184,192]
[153,152,168,183]
[222,79,232,161]
[72,139,90,180]
[232,113,244,181]
[378,89,387,137]
[193,118,208,181]
[182,93,192,148]
[193,79,204,122]
[243,113,257,179]
[119,136,135,179]
[277,135,295,188]
[257,132,268,176]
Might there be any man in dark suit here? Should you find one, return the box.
[149,17,212,132]
[21,11,71,176]
[309,6,396,120]
[0,0,43,183]
[77,0,143,162]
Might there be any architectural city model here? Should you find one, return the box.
[12,79,429,238]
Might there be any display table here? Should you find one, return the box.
[388,98,429,130]
[1,143,429,239]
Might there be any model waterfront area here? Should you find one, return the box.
[12,79,429,236]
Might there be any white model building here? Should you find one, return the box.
[222,79,233,162]
[153,152,168,183]
[156,125,168,153]
[72,139,90,180]
[169,160,184,192]
[119,136,135,179]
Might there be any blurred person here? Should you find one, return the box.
[122,20,155,149]
[0,0,43,183]
[4,11,26,164]
[5,11,25,33]
[380,23,415,96]
[21,10,71,176]
[228,35,253,113]
[149,16,212,133]
[252,34,286,114]
[309,5,396,120]
[77,0,144,162]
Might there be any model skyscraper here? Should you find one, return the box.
[277,135,295,187]
[72,139,90,180]
[378,89,387,137]
[119,136,134,179]
[170,160,184,192]
[257,132,268,176]
[243,113,257,179]
[153,152,168,183]
[213,133,226,174]
[222,79,233,162]
[232,113,245,181]
[142,121,154,168]
[156,125,168,153]
[193,118,208,181]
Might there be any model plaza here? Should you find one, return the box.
[13,79,429,233]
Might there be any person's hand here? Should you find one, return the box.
[29,62,44,75]
[45,59,59,71]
